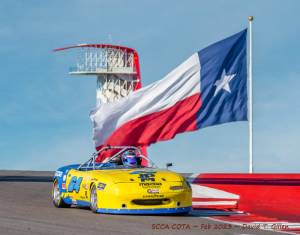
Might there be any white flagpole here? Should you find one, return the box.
[248,16,254,173]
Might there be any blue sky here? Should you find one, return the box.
[1,0,300,173]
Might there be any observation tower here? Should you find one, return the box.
[54,44,142,106]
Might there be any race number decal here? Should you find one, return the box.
[68,176,83,193]
[138,173,155,182]
[130,171,157,182]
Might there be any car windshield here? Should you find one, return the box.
[78,146,157,171]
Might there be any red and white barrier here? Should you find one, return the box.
[189,173,300,234]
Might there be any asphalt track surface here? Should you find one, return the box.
[0,171,285,235]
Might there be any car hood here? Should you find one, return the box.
[91,168,184,183]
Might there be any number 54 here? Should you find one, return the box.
[68,176,83,193]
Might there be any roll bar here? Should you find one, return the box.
[77,146,155,170]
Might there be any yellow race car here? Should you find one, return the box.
[52,146,192,214]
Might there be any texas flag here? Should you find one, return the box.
[90,29,247,160]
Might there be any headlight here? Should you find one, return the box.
[170,185,184,190]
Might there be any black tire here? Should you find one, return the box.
[90,184,98,213]
[52,180,70,208]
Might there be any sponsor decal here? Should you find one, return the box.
[147,188,159,194]
[142,194,164,198]
[62,183,66,190]
[63,175,66,181]
[139,182,162,188]
[97,182,106,191]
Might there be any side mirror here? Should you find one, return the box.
[166,162,173,169]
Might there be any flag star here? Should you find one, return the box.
[214,69,236,96]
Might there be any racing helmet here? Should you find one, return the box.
[122,150,140,167]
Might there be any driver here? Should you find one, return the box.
[122,150,142,167]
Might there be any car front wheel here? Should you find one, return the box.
[90,184,98,213]
[52,180,70,208]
